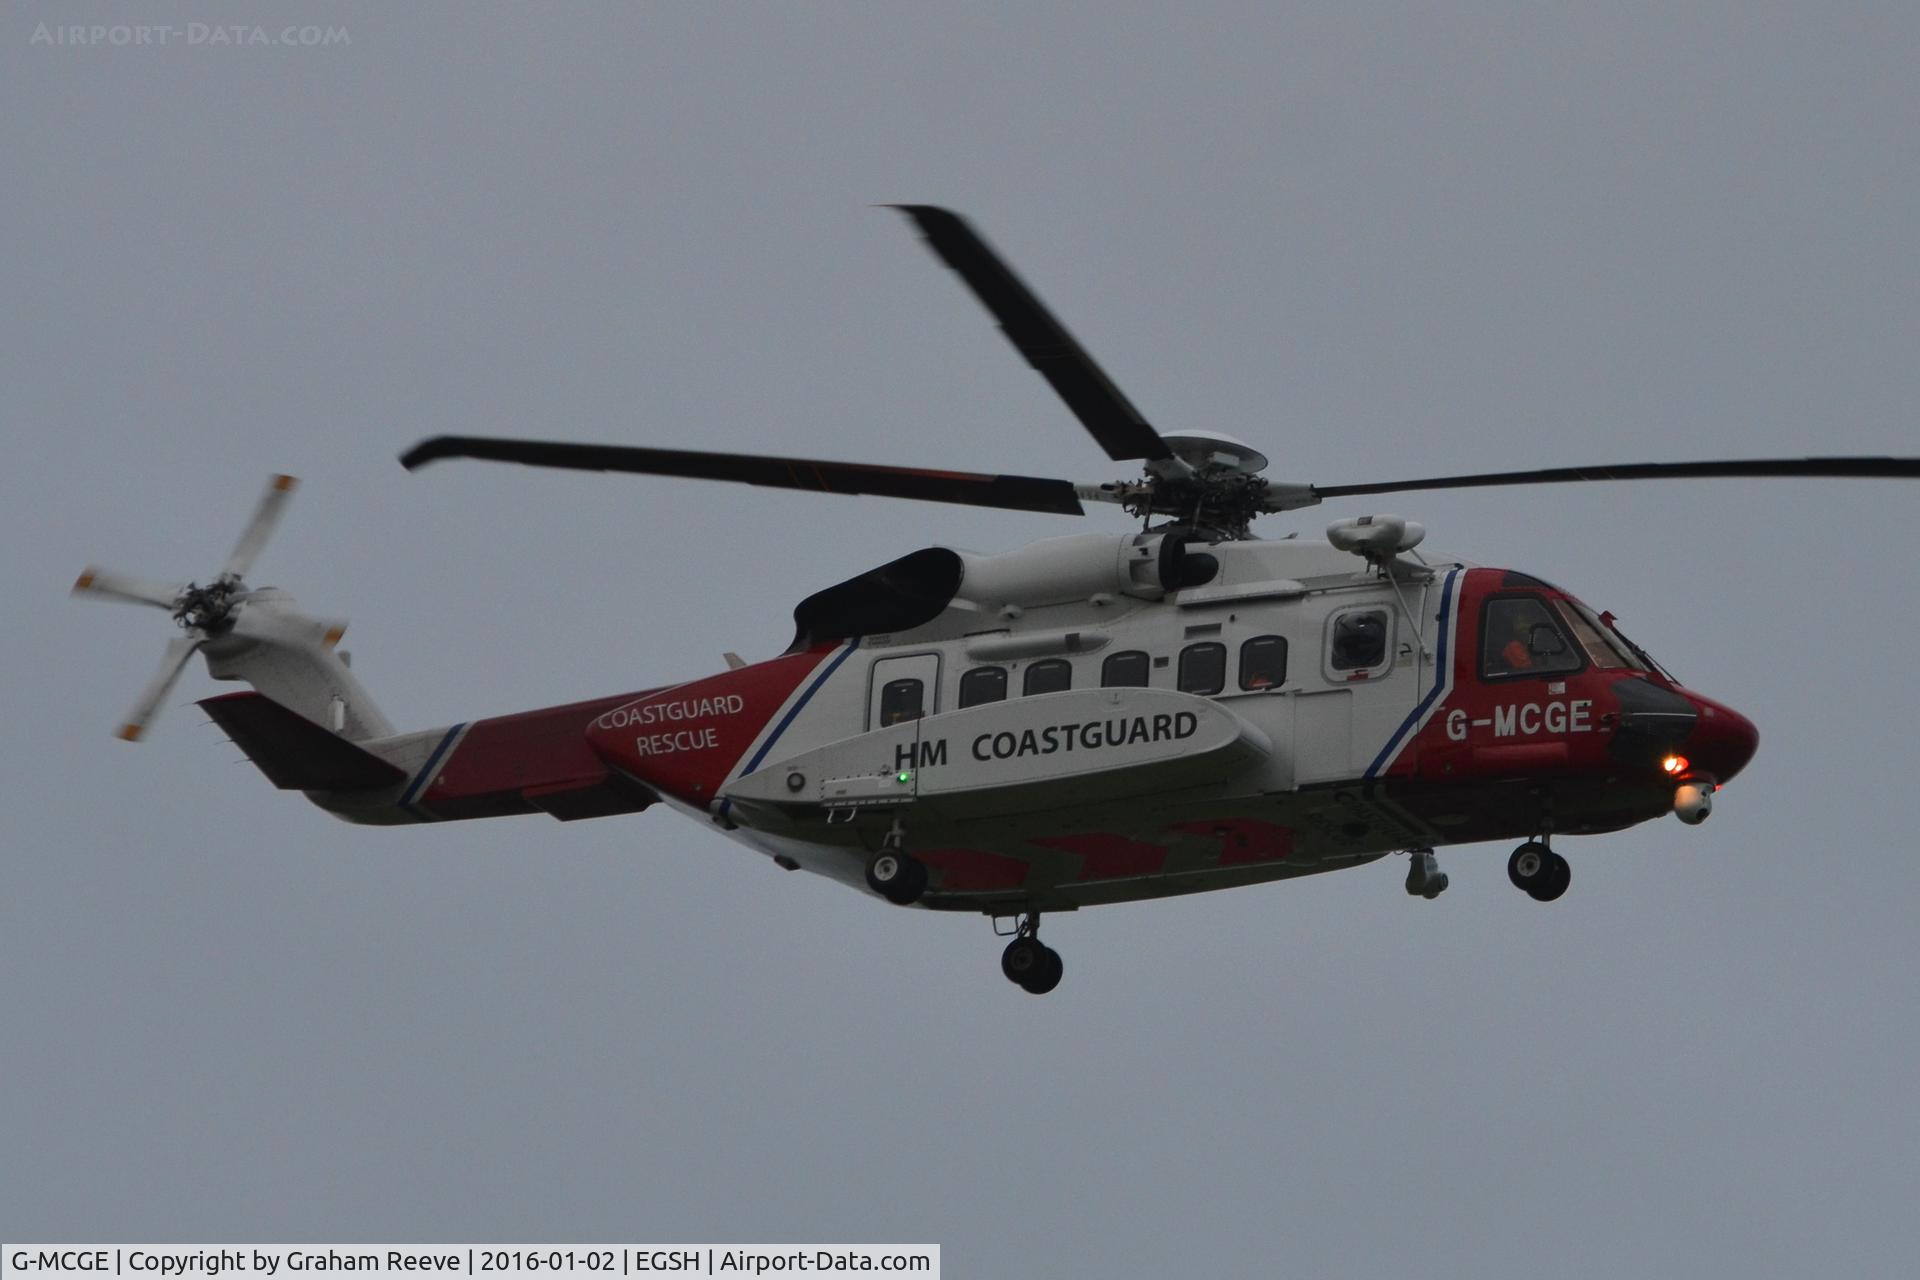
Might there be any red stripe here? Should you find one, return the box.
[1031,832,1168,880]
[916,847,1029,892]
[422,690,662,816]
[1169,818,1294,865]
[585,647,836,807]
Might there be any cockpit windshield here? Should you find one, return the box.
[1566,600,1669,679]
[1562,603,1633,670]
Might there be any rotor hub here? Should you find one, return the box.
[1158,431,1268,478]
[173,578,242,633]
[1105,472,1271,541]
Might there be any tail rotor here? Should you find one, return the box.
[72,474,335,741]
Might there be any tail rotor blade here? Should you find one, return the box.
[221,474,298,580]
[230,605,349,650]
[73,566,182,610]
[116,634,203,742]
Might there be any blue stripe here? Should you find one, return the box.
[717,638,861,818]
[1364,569,1460,779]
[401,722,466,819]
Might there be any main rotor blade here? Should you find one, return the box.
[72,566,182,610]
[1303,456,1920,506]
[400,436,1086,515]
[221,473,298,580]
[889,205,1172,464]
[116,634,203,742]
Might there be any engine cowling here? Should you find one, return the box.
[954,531,1216,608]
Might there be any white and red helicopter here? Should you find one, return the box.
[76,206,1920,993]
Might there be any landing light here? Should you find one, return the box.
[1661,754,1688,775]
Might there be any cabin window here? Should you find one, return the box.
[1178,642,1227,695]
[1330,610,1390,672]
[1481,597,1584,679]
[1239,635,1288,689]
[878,678,925,725]
[1101,650,1150,688]
[1023,658,1072,696]
[958,665,1008,707]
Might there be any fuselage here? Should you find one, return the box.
[312,532,1756,916]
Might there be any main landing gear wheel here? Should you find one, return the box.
[865,848,928,905]
[1001,935,1063,995]
[1507,841,1571,902]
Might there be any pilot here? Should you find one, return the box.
[1500,613,1535,672]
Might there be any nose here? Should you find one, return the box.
[1682,694,1759,783]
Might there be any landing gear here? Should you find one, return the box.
[1404,849,1449,899]
[999,914,1063,994]
[864,822,927,905]
[1507,840,1570,902]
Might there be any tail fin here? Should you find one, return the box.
[201,692,406,790]
[197,588,395,740]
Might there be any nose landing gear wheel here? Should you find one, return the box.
[865,848,928,905]
[1001,935,1063,994]
[1507,841,1571,902]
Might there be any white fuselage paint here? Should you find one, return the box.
[702,539,1470,907]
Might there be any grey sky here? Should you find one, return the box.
[4,3,1918,1274]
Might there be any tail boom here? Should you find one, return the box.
[203,689,666,825]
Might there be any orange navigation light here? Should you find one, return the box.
[1661,754,1689,775]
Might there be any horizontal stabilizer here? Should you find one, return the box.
[201,692,407,791]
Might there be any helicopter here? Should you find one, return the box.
[75,205,1920,994]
